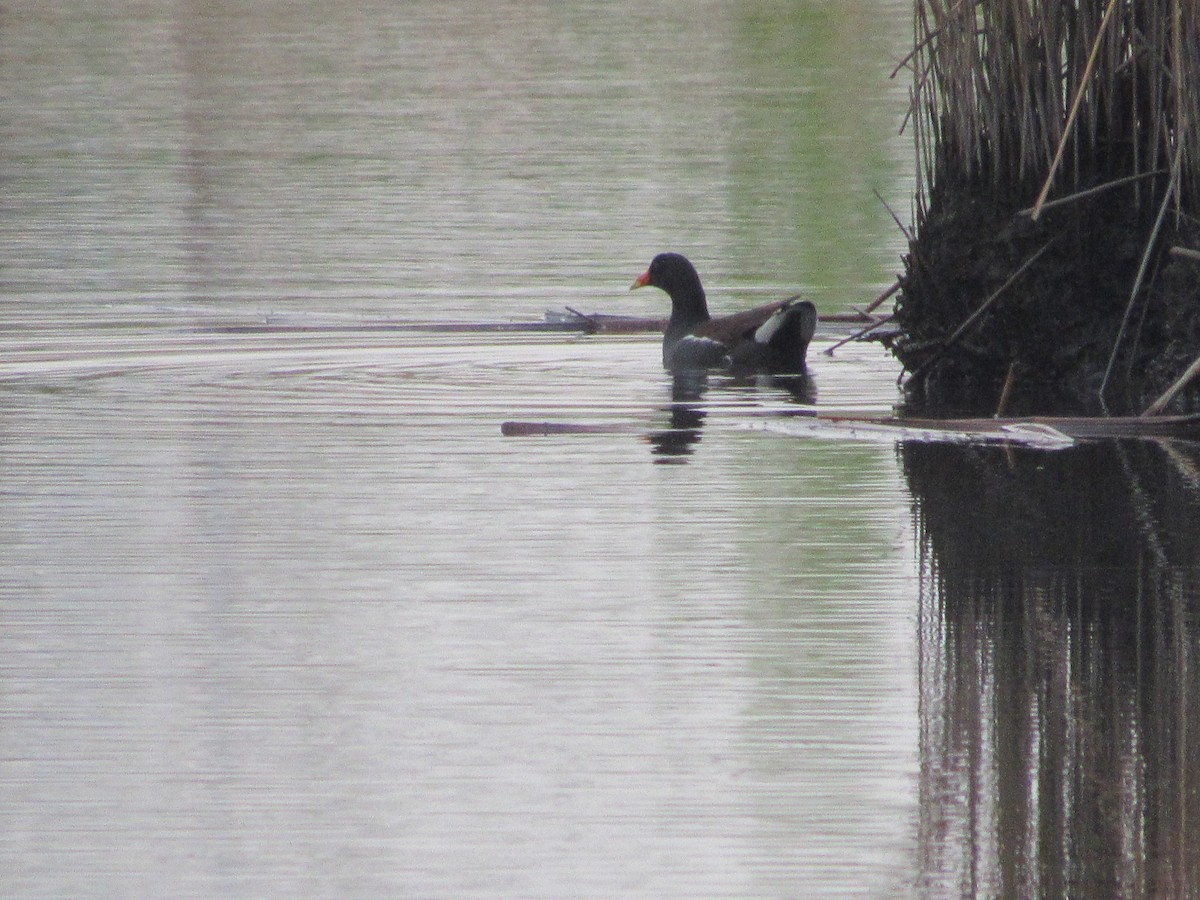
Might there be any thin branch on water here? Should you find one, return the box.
[823,313,895,357]
[864,279,901,314]
[821,282,901,357]
[563,306,600,332]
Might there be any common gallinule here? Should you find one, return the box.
[631,252,817,372]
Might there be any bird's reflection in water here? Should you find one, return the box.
[758,370,817,405]
[648,371,709,461]
[647,369,815,463]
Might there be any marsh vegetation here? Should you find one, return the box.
[890,0,1200,415]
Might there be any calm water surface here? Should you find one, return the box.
[3,1,1199,897]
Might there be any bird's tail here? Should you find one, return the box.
[754,296,817,351]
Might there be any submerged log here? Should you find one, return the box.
[204,307,879,339]
[504,411,1200,450]
[759,411,1200,449]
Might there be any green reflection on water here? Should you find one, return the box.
[728,1,912,297]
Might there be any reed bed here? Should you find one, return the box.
[902,0,1200,218]
[891,0,1200,415]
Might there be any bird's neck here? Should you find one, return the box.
[666,286,710,338]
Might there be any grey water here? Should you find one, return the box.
[2,2,1198,897]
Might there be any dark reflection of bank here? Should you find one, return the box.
[902,439,1200,896]
[647,370,815,463]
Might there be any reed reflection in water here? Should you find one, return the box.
[903,439,1200,896]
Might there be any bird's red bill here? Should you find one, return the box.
[631,270,651,289]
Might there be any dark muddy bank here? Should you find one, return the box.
[888,1,1200,417]
[887,176,1200,416]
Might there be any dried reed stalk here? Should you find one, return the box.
[900,0,1198,218]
